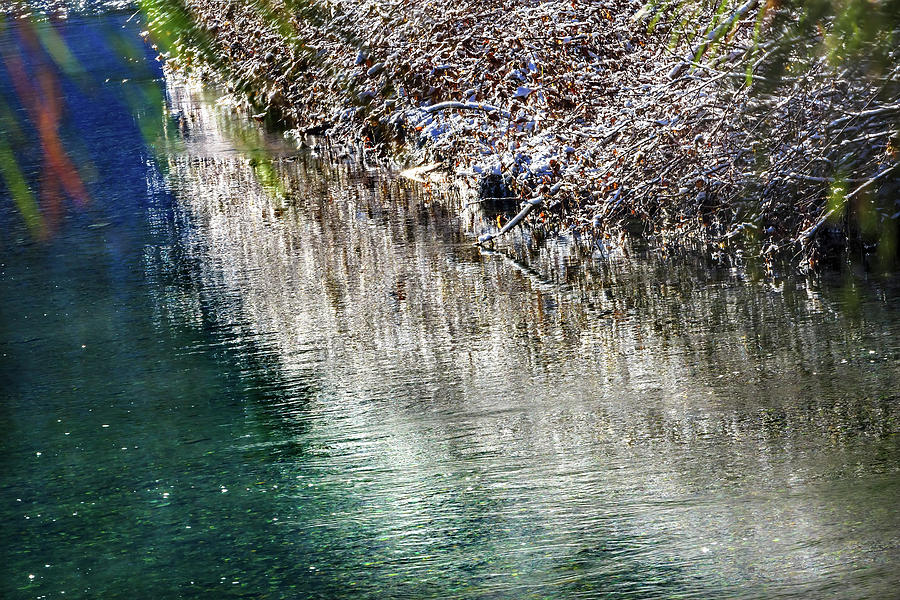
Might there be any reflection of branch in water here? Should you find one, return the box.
[479,244,623,322]
[479,245,564,294]
[163,81,296,202]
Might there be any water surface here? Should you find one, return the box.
[2,11,899,600]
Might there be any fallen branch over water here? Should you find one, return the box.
[477,197,543,245]
[423,101,514,120]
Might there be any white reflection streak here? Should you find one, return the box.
[152,79,898,595]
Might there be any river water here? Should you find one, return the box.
[1,10,899,600]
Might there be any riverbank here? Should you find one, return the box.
[146,0,899,271]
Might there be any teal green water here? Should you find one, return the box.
[2,11,900,600]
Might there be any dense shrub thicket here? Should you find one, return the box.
[143,0,899,270]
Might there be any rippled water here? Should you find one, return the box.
[2,12,900,600]
[1,1,134,19]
